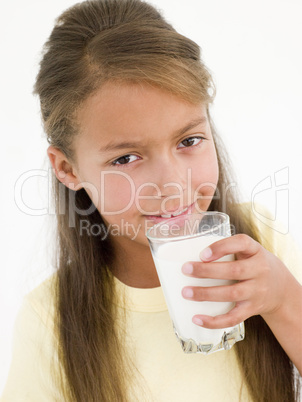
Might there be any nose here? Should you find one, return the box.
[147,155,189,202]
[135,155,192,215]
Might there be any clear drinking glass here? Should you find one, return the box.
[146,212,245,354]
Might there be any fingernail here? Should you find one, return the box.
[182,263,193,274]
[193,316,204,326]
[182,288,194,298]
[200,247,212,260]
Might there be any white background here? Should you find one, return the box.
[1,0,301,393]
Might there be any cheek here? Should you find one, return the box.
[190,148,219,206]
[98,172,136,214]
[193,149,219,188]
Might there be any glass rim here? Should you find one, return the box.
[146,211,230,243]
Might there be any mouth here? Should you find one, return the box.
[144,202,195,223]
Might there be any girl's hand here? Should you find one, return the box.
[181,234,291,329]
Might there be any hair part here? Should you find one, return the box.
[35,0,214,164]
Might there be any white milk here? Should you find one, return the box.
[152,234,235,345]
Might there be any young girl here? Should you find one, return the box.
[1,0,301,401]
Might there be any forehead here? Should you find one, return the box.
[76,82,208,147]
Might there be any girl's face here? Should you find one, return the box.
[73,82,219,248]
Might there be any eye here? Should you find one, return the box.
[111,154,140,166]
[177,136,205,149]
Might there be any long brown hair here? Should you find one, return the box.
[34,0,300,400]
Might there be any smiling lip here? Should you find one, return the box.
[144,202,195,223]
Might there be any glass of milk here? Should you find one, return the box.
[146,212,245,354]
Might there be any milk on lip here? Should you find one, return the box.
[152,234,235,344]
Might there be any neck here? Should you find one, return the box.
[110,236,160,289]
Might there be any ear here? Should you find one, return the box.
[47,145,83,190]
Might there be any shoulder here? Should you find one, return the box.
[1,274,61,401]
[238,202,302,283]
[19,273,58,334]
[26,272,57,301]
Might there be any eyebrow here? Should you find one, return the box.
[98,117,207,154]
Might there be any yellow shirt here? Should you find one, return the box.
[1,208,301,401]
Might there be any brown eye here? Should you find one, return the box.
[114,155,130,165]
[182,138,195,147]
[111,154,139,166]
[178,136,204,148]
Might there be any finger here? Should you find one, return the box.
[182,281,253,302]
[192,301,249,329]
[181,259,253,281]
[199,234,260,262]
